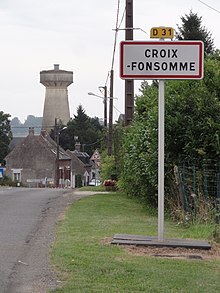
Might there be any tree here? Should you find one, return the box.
[119,55,220,205]
[0,111,12,164]
[59,105,103,155]
[119,84,158,205]
[176,11,215,55]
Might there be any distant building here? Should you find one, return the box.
[40,64,73,133]
[5,128,93,188]
[5,128,71,187]
[90,149,101,180]
[66,149,92,187]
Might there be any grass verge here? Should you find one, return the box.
[50,192,220,293]
[78,185,105,192]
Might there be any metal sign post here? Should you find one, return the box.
[158,34,166,242]
[158,79,165,241]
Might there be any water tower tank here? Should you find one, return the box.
[40,64,73,132]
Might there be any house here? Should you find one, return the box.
[66,142,93,187]
[5,128,71,187]
[5,128,95,188]
[90,149,101,180]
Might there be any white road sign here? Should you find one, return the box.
[120,41,204,80]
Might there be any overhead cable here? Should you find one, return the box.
[104,0,122,88]
[111,0,121,70]
[198,0,220,14]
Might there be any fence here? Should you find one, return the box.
[173,159,220,223]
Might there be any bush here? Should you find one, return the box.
[0,176,21,187]
[75,174,82,188]
[100,152,117,182]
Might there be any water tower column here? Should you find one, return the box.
[40,64,73,132]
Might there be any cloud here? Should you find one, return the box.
[1,0,220,123]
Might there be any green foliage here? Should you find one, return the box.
[99,123,125,186]
[176,10,215,55]
[212,224,220,243]
[75,174,82,188]
[165,86,220,161]
[119,56,220,208]
[0,175,21,187]
[0,175,11,186]
[100,151,117,182]
[59,105,104,156]
[112,122,125,179]
[118,82,159,204]
[79,185,105,192]
[0,111,12,164]
[165,57,220,161]
[120,92,158,205]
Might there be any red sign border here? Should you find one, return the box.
[120,41,204,80]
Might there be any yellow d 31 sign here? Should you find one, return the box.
[150,27,174,39]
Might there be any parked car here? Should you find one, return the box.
[88,179,101,186]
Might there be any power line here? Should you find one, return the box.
[11,126,43,129]
[198,0,220,14]
[113,105,122,114]
[103,0,121,112]
[104,1,126,88]
[137,28,149,36]
[112,27,149,36]
[118,5,126,29]
[82,138,103,147]
[105,70,110,87]
[111,0,121,70]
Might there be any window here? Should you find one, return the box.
[12,169,22,182]
[13,173,21,182]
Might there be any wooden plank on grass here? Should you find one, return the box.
[111,234,211,250]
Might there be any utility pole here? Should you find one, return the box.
[98,86,108,127]
[55,118,60,188]
[108,69,114,156]
[125,0,134,126]
[104,86,107,128]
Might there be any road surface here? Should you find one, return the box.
[0,187,93,293]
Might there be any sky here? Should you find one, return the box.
[1,0,220,123]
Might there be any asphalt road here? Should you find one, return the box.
[0,187,93,293]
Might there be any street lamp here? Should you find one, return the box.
[98,86,108,128]
[88,90,108,127]
[88,91,117,128]
[88,87,118,156]
[88,92,118,100]
[55,118,67,188]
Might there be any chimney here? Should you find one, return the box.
[75,142,81,152]
[54,64,59,71]
[40,129,47,137]
[29,127,35,136]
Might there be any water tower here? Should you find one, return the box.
[40,64,73,132]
